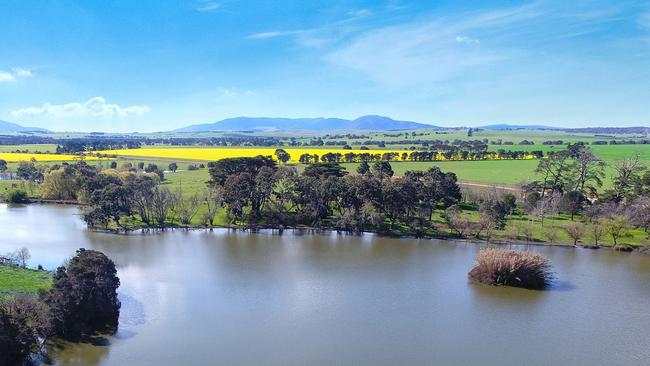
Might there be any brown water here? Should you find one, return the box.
[1,204,649,366]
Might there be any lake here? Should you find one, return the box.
[1,204,649,366]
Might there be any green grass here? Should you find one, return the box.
[0,266,52,294]
[0,144,58,153]
[342,160,539,185]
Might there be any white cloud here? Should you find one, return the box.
[194,1,221,12]
[455,35,479,44]
[12,68,32,77]
[0,67,32,82]
[0,71,16,83]
[246,30,305,40]
[12,97,151,118]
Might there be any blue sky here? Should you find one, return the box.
[1,0,649,132]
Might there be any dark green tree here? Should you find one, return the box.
[43,249,120,340]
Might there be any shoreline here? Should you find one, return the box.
[3,201,647,252]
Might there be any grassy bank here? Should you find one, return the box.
[0,265,52,294]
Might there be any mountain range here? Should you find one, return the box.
[174,115,436,132]
[0,120,49,133]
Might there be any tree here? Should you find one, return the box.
[444,205,469,237]
[357,161,370,175]
[303,162,347,178]
[570,147,605,197]
[202,186,221,227]
[84,175,132,229]
[606,155,646,203]
[543,227,558,243]
[603,215,630,246]
[43,249,120,339]
[16,160,44,183]
[14,247,30,268]
[274,149,291,164]
[627,197,650,236]
[168,162,178,173]
[559,191,587,220]
[564,222,585,245]
[534,151,572,197]
[0,296,49,366]
[0,159,7,172]
[371,161,394,179]
[208,156,276,186]
[589,221,606,246]
[176,193,201,226]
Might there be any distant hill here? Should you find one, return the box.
[479,124,560,131]
[0,120,49,133]
[174,115,436,132]
[564,127,650,135]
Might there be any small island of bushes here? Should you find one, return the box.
[468,248,554,289]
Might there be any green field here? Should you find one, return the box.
[0,266,52,294]
[0,144,58,153]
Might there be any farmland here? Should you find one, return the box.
[98,147,404,162]
[0,152,103,162]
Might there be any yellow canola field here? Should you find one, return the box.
[98,148,402,163]
[0,152,103,162]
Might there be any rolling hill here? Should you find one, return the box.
[0,120,49,133]
[174,115,436,132]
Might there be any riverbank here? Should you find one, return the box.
[89,213,650,253]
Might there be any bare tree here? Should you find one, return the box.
[177,193,201,226]
[15,247,31,268]
[151,187,176,226]
[479,211,497,242]
[523,221,535,242]
[543,227,558,243]
[589,221,606,246]
[564,222,585,246]
[533,192,561,226]
[627,197,650,236]
[444,205,470,237]
[202,186,222,227]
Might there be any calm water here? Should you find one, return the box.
[1,204,649,366]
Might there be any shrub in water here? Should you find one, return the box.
[6,189,29,204]
[468,248,554,289]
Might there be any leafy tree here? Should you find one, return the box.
[84,175,132,228]
[303,162,347,178]
[0,159,7,172]
[43,249,120,339]
[603,215,630,246]
[274,149,291,164]
[208,156,276,186]
[168,162,178,173]
[371,161,394,179]
[0,296,49,366]
[605,155,646,203]
[559,191,587,220]
[357,160,370,175]
[16,160,44,183]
